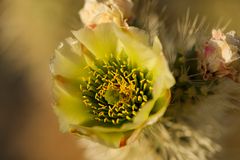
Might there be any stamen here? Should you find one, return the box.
[80,54,153,125]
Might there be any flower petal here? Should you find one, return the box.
[120,100,156,130]
[152,37,175,96]
[53,79,93,132]
[113,26,158,70]
[71,126,129,148]
[147,90,171,125]
[50,38,89,79]
[127,27,150,46]
[72,23,118,59]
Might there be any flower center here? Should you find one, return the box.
[80,54,153,125]
[104,89,120,105]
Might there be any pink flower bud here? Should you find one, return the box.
[199,29,240,81]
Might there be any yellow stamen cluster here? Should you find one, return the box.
[80,55,153,125]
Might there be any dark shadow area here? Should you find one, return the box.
[0,50,32,160]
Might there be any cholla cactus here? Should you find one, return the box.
[80,118,220,160]
[50,0,240,159]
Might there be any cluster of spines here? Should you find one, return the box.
[171,51,215,104]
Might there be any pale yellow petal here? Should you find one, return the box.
[50,38,89,79]
[71,126,129,148]
[152,37,175,97]
[147,90,171,125]
[53,79,92,132]
[113,26,158,70]
[72,23,118,59]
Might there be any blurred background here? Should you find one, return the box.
[0,0,239,159]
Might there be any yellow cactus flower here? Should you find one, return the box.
[50,23,175,148]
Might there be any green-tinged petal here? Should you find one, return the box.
[72,23,118,59]
[120,100,156,130]
[145,37,175,101]
[127,27,150,46]
[71,126,130,148]
[50,38,89,79]
[53,79,92,132]
[113,26,158,70]
[94,132,125,148]
[147,90,171,125]
[152,37,175,90]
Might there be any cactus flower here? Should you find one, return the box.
[199,29,240,80]
[50,23,175,148]
[80,0,132,27]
